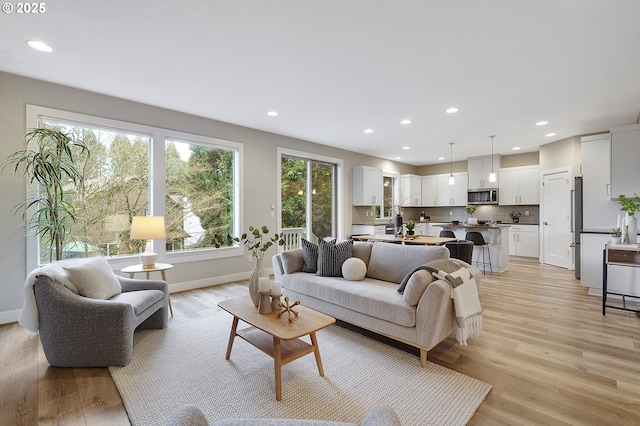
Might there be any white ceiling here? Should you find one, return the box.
[1,0,639,165]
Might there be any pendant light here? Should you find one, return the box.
[488,135,497,183]
[448,142,455,185]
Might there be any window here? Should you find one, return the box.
[25,105,242,270]
[165,139,236,253]
[37,118,151,264]
[375,174,397,220]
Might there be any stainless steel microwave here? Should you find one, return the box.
[467,189,498,205]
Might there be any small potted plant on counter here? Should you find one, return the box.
[465,205,477,225]
[405,220,417,236]
[618,194,640,244]
[610,227,622,245]
[509,210,521,223]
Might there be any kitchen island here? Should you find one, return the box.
[351,234,456,246]
[434,223,511,272]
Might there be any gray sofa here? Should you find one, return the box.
[272,241,481,366]
[167,404,401,426]
[31,258,169,367]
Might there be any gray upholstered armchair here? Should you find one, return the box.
[28,257,169,367]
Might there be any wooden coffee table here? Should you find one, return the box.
[218,296,335,401]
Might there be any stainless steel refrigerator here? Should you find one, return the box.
[571,177,583,279]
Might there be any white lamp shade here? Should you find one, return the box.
[131,216,166,240]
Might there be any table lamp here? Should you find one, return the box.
[131,216,166,268]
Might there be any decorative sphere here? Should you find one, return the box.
[342,257,367,281]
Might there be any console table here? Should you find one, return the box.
[602,243,640,316]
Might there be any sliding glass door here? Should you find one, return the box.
[281,155,336,242]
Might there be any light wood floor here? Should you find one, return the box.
[2,260,639,425]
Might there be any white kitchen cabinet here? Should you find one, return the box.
[421,176,438,207]
[498,165,539,205]
[413,223,428,236]
[450,172,469,206]
[467,156,501,189]
[351,224,385,235]
[426,223,442,237]
[435,173,469,206]
[581,134,619,230]
[435,175,452,206]
[399,174,421,206]
[420,173,468,207]
[610,123,640,199]
[580,233,640,297]
[353,166,383,206]
[509,225,539,258]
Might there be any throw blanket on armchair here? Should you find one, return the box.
[399,259,482,345]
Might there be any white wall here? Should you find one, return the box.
[0,71,415,323]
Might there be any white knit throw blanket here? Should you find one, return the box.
[19,261,80,333]
[426,259,483,345]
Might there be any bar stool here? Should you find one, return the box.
[439,230,456,238]
[465,231,492,274]
[444,240,474,264]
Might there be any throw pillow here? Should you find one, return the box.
[301,238,319,273]
[63,256,121,300]
[341,257,367,281]
[281,248,303,274]
[352,241,373,265]
[402,269,435,306]
[317,239,353,277]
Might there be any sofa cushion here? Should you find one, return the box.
[110,289,165,315]
[366,243,449,284]
[301,239,319,273]
[402,269,436,306]
[282,274,415,327]
[63,256,121,300]
[317,239,353,277]
[281,248,303,274]
[342,257,367,281]
[352,241,373,265]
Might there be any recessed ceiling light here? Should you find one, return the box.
[400,119,411,125]
[512,147,521,151]
[545,132,556,137]
[402,146,410,150]
[267,111,278,117]
[536,121,548,126]
[27,40,53,53]
[446,107,459,114]
[364,129,374,134]
[438,156,445,161]
[395,156,402,160]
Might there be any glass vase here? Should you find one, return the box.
[248,253,267,307]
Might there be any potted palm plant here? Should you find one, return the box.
[2,128,88,262]
[404,220,417,236]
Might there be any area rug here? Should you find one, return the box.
[110,309,491,426]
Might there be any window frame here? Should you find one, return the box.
[25,105,243,272]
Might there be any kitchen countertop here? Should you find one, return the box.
[434,223,511,229]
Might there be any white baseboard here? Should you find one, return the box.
[167,268,273,294]
[0,309,22,326]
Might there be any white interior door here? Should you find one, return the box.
[542,169,572,268]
